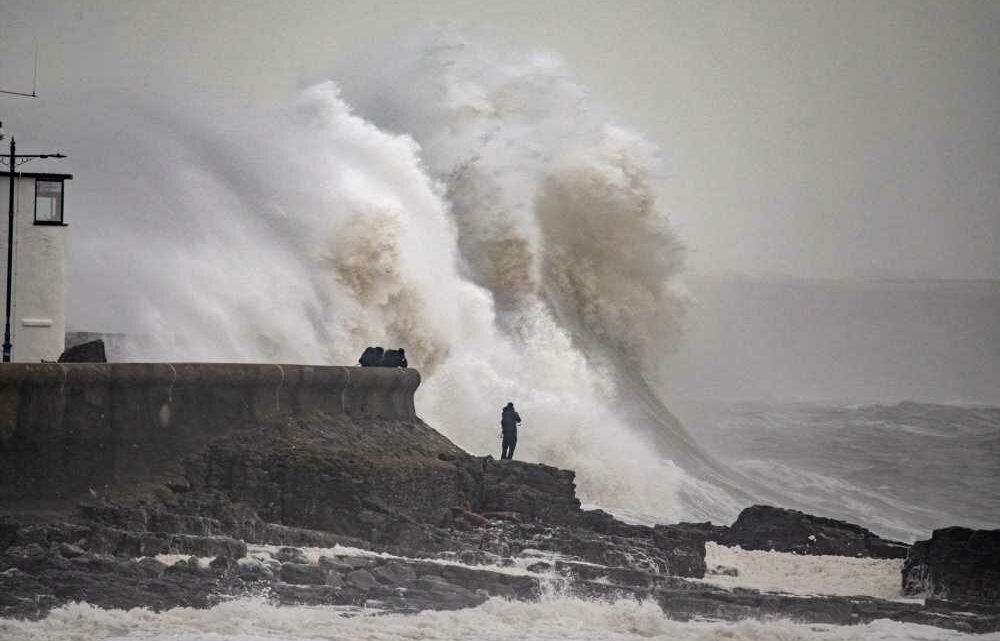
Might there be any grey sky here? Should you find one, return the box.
[3,0,999,280]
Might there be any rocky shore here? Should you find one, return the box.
[676,504,911,559]
[0,412,709,618]
[1,364,997,633]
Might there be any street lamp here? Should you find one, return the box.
[0,125,66,362]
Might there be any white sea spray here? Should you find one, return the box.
[72,36,728,526]
[1,594,993,641]
[701,543,905,599]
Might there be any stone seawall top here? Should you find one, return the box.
[0,363,420,504]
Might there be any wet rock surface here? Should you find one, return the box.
[653,585,1000,634]
[0,410,705,622]
[903,527,1000,607]
[679,505,910,559]
[0,408,995,632]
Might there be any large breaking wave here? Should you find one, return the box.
[72,36,743,524]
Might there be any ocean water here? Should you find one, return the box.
[674,401,1000,542]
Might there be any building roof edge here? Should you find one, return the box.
[11,172,74,180]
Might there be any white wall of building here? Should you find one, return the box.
[0,173,70,362]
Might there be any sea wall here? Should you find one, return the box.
[0,363,419,503]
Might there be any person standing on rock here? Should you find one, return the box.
[500,402,521,460]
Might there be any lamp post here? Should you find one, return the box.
[1,132,65,362]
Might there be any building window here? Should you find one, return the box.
[35,180,64,224]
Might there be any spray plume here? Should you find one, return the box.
[72,36,739,524]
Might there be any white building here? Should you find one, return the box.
[0,171,72,362]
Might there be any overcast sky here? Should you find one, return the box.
[3,0,998,280]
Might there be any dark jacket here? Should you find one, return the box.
[501,405,521,434]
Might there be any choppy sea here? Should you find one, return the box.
[673,400,1000,543]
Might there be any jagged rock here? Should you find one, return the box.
[481,511,524,523]
[70,552,117,572]
[430,507,453,527]
[149,512,220,536]
[186,416,473,540]
[274,547,308,564]
[0,511,996,632]
[58,542,86,558]
[317,556,354,573]
[509,521,703,578]
[167,534,246,559]
[0,519,18,552]
[346,568,378,591]
[2,543,49,571]
[718,505,909,558]
[435,564,539,600]
[671,521,730,541]
[338,555,376,569]
[256,523,343,549]
[414,575,485,609]
[416,574,469,593]
[464,549,499,564]
[709,565,739,577]
[280,562,328,585]
[652,582,1000,633]
[135,557,167,576]
[82,526,128,555]
[137,533,169,557]
[267,583,362,607]
[373,560,417,585]
[479,459,582,525]
[58,339,107,363]
[164,557,209,575]
[902,527,1000,606]
[9,523,91,551]
[79,505,151,531]
[460,511,488,527]
[238,557,274,581]
[13,525,52,546]
[555,560,654,588]
[653,525,707,577]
